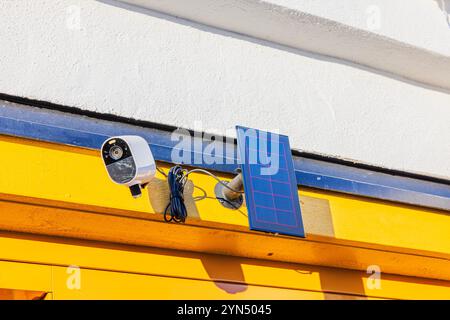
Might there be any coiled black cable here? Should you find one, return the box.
[164,165,188,223]
[160,165,244,223]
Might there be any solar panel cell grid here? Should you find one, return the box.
[236,126,305,237]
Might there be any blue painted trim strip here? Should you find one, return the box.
[1,101,449,211]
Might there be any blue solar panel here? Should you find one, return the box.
[236,126,305,238]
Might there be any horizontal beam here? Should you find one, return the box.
[0,100,448,211]
[0,193,449,283]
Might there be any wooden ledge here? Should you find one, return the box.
[0,193,448,282]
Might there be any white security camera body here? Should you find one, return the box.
[101,135,156,198]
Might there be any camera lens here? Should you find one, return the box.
[109,145,124,160]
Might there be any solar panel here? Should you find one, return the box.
[236,126,305,238]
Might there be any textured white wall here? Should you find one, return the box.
[0,0,449,179]
[274,0,450,56]
[119,0,450,90]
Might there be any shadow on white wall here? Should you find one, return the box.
[435,0,450,26]
[97,0,450,95]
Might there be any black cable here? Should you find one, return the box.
[164,165,188,223]
[156,166,168,177]
[163,165,245,223]
[185,168,244,194]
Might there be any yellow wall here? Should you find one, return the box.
[0,135,449,299]
[1,233,449,300]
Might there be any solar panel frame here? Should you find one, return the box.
[236,126,305,238]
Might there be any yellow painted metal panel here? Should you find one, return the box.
[51,265,375,300]
[300,188,450,254]
[0,260,52,292]
[0,135,152,213]
[0,233,448,299]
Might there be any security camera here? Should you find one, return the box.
[101,135,156,198]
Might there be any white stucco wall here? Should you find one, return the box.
[119,0,450,90]
[273,0,450,56]
[0,0,449,179]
